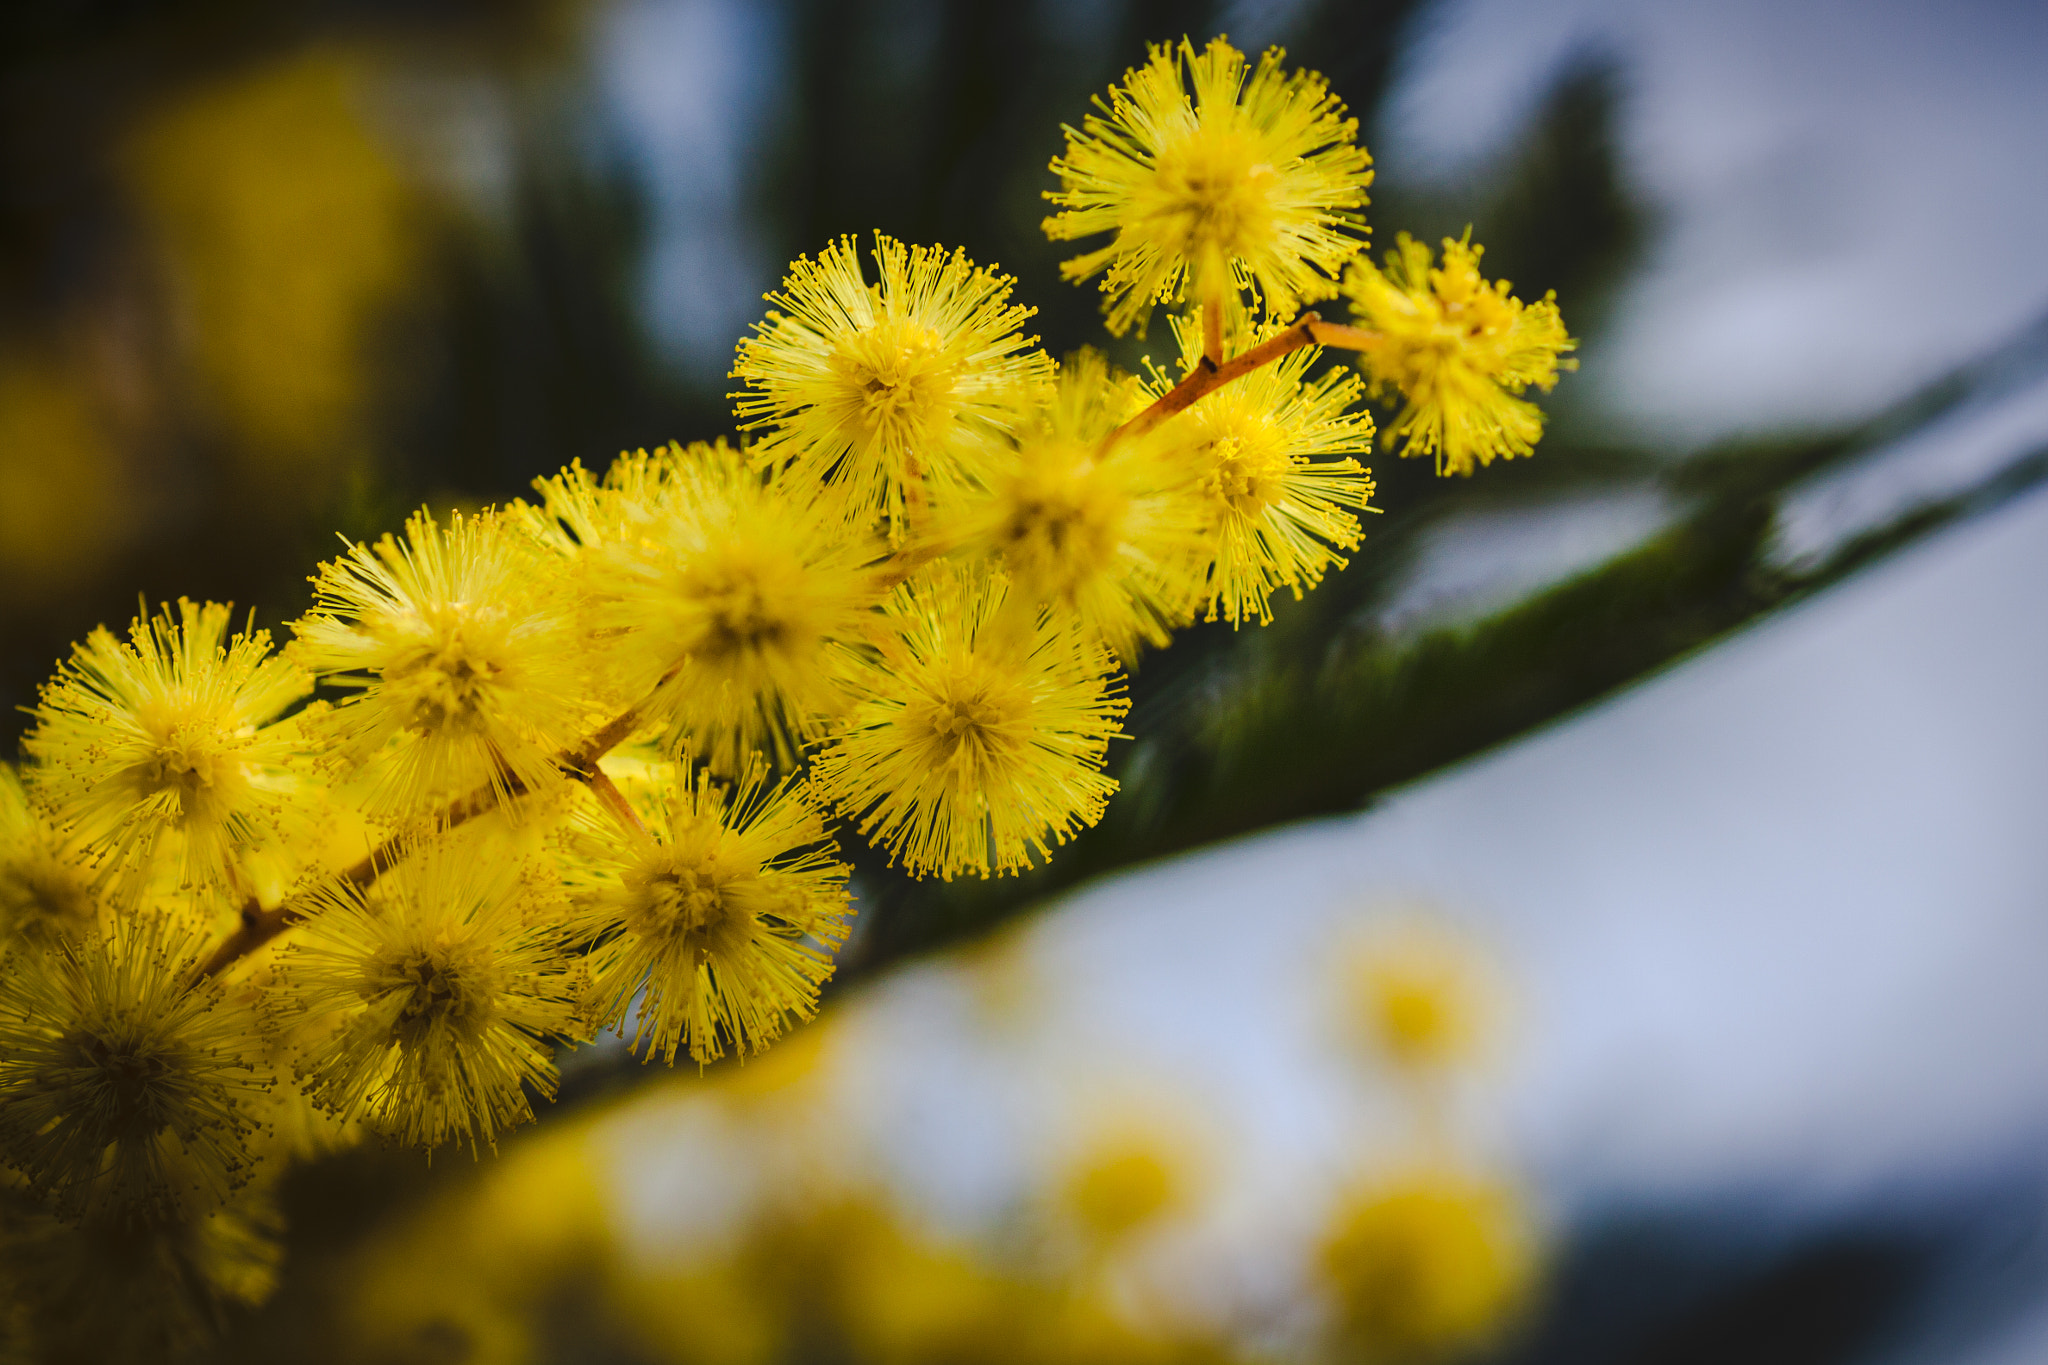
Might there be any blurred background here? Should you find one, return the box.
[5,0,2048,1360]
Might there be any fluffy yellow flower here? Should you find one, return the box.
[1043,36,1371,335]
[579,440,881,771]
[812,567,1128,880]
[570,761,851,1066]
[1151,308,1377,625]
[0,766,100,945]
[1318,1168,1536,1358]
[1342,233,1576,476]
[952,350,1204,660]
[290,508,589,817]
[1343,919,1499,1076]
[0,918,271,1224]
[276,846,584,1152]
[1059,1124,1194,1251]
[733,234,1053,537]
[24,599,311,897]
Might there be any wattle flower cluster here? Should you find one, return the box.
[0,34,1572,1356]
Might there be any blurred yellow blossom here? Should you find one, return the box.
[126,48,418,496]
[1318,1167,1537,1359]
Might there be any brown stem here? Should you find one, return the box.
[1201,290,1224,368]
[1110,312,1319,447]
[1103,312,1388,452]
[198,675,682,980]
[583,765,649,838]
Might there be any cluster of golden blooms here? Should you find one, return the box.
[0,33,1572,1355]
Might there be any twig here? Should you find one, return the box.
[198,676,681,980]
[1104,312,1384,451]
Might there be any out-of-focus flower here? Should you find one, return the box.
[0,350,137,591]
[1342,916,1500,1077]
[1317,1167,1537,1359]
[0,917,272,1225]
[1058,1122,1195,1252]
[125,48,419,497]
[0,765,101,947]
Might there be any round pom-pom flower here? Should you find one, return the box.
[290,508,590,817]
[24,599,311,898]
[0,918,271,1224]
[569,761,851,1066]
[732,234,1053,537]
[812,566,1129,880]
[1342,916,1500,1077]
[1149,308,1377,625]
[1043,36,1371,336]
[275,846,585,1153]
[1342,233,1576,476]
[578,440,882,771]
[952,350,1206,661]
[1318,1168,1537,1358]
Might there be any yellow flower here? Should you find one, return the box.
[733,234,1054,538]
[124,50,418,500]
[1043,36,1370,335]
[276,845,584,1152]
[1151,308,1377,625]
[812,566,1128,880]
[1318,1168,1536,1359]
[1059,1125,1193,1251]
[570,761,851,1066]
[24,599,311,897]
[0,918,272,1225]
[952,350,1205,660]
[519,446,692,557]
[1342,917,1500,1077]
[0,765,101,946]
[1342,233,1576,476]
[290,507,589,817]
[579,440,881,771]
